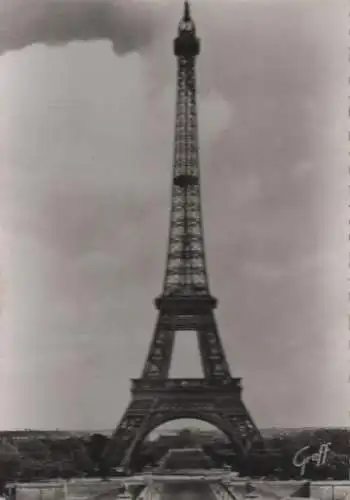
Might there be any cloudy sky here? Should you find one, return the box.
[0,0,348,431]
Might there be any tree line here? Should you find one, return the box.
[0,427,348,485]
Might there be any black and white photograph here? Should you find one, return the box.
[0,0,348,498]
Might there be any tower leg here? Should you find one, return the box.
[106,398,158,470]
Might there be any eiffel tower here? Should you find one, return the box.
[107,1,264,472]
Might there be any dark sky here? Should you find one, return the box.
[0,0,348,431]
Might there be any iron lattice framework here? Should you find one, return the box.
[107,1,264,472]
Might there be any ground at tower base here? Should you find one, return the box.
[4,475,350,500]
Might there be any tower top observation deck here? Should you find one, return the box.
[174,1,200,57]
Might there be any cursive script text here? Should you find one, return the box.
[292,443,331,476]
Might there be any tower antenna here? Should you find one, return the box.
[184,0,191,21]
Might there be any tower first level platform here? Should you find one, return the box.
[109,377,263,470]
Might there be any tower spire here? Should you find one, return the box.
[184,0,191,21]
[177,0,196,39]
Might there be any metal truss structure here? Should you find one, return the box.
[107,1,264,472]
